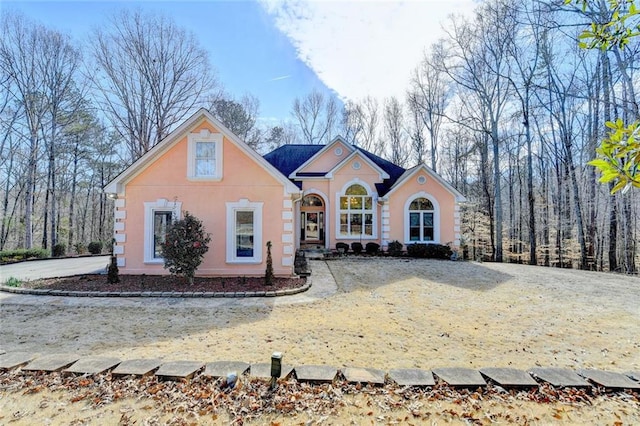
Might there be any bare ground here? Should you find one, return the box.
[1,258,639,424]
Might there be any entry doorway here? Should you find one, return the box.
[301,194,325,246]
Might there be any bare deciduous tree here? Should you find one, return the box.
[0,12,50,248]
[88,9,217,161]
[436,0,515,261]
[383,96,409,168]
[291,89,339,145]
[408,49,449,171]
[341,96,382,154]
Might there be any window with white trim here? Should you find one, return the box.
[153,211,173,259]
[226,199,263,263]
[187,131,223,180]
[144,199,182,263]
[338,184,374,238]
[404,194,439,244]
[408,198,434,242]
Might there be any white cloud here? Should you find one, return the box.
[259,0,476,103]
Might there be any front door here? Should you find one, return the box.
[301,195,324,246]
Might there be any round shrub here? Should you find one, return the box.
[387,240,403,256]
[88,241,103,255]
[351,242,363,254]
[336,242,349,253]
[365,242,380,255]
[52,243,66,258]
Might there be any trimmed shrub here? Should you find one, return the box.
[107,255,120,284]
[407,243,453,259]
[52,243,66,257]
[351,242,363,254]
[407,243,427,258]
[365,242,380,255]
[88,241,103,255]
[427,243,453,259]
[336,242,349,253]
[387,240,403,256]
[161,211,211,285]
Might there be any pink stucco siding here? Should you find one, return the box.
[111,115,297,276]
[107,110,464,277]
[386,168,459,247]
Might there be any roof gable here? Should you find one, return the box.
[326,150,390,180]
[288,136,354,178]
[385,163,466,202]
[104,108,299,194]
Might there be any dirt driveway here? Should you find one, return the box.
[1,257,639,424]
[1,257,638,371]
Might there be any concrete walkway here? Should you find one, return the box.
[0,260,338,308]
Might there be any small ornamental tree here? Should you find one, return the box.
[160,211,211,285]
[265,241,274,286]
[107,255,120,284]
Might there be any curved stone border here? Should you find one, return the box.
[0,281,311,298]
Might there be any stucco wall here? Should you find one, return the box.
[299,140,351,173]
[301,154,385,250]
[115,119,295,276]
[386,169,459,248]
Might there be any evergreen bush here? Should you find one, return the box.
[387,240,403,256]
[407,243,453,259]
[88,241,103,255]
[351,242,363,254]
[160,211,211,285]
[52,243,66,257]
[365,242,380,255]
[265,241,274,286]
[107,255,120,284]
[0,248,49,263]
[336,242,349,253]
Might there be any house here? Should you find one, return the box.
[104,108,466,276]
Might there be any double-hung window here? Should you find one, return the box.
[144,199,182,263]
[339,184,374,238]
[187,130,223,180]
[226,200,263,263]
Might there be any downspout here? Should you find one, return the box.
[291,192,303,250]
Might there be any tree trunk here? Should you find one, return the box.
[68,138,79,250]
[608,191,618,271]
[492,123,503,262]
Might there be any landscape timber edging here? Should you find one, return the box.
[0,281,311,298]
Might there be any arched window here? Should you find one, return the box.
[408,197,434,242]
[302,195,323,207]
[339,184,374,237]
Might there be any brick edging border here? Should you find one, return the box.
[0,281,311,298]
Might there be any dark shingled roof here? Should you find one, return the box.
[263,145,324,178]
[355,147,406,196]
[263,143,407,195]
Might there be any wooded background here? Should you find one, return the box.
[1,1,637,273]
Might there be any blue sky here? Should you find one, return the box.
[1,0,475,123]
